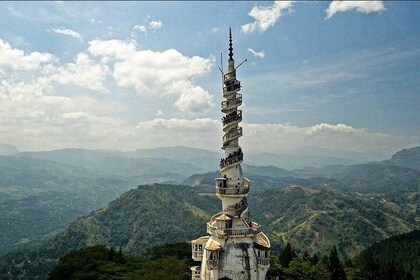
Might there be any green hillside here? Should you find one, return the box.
[354,230,420,279]
[0,155,133,254]
[47,243,192,280]
[1,182,417,279]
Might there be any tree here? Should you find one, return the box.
[328,245,346,280]
[107,247,116,261]
[355,250,381,280]
[279,243,297,268]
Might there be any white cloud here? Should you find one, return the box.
[248,48,265,58]
[89,39,137,60]
[241,122,415,155]
[242,1,294,33]
[325,1,385,19]
[133,19,163,34]
[149,20,163,30]
[0,39,54,71]
[54,53,109,92]
[51,27,83,41]
[134,25,147,33]
[210,27,218,33]
[0,38,415,155]
[172,81,215,113]
[89,39,214,113]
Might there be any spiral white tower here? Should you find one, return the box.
[191,28,271,280]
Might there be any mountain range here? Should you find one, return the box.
[0,145,418,279]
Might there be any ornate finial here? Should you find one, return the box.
[228,28,233,61]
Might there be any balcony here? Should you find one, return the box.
[191,236,209,262]
[258,257,270,267]
[223,81,241,96]
[222,110,242,126]
[221,94,242,112]
[191,266,201,280]
[222,127,242,146]
[216,186,249,196]
[192,250,203,260]
[219,152,243,169]
[215,177,250,196]
[206,221,259,237]
[223,71,236,82]
[206,259,219,270]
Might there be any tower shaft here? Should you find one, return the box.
[191,29,271,280]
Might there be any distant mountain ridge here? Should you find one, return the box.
[0,144,19,155]
[18,148,207,182]
[385,146,420,170]
[0,145,418,278]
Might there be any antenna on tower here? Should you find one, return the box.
[218,52,224,74]
[218,52,224,87]
[235,59,247,70]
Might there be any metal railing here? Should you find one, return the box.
[206,259,219,270]
[222,110,242,126]
[223,82,241,94]
[192,250,203,259]
[222,127,242,144]
[258,258,270,266]
[215,186,249,195]
[219,153,243,169]
[221,94,242,110]
[224,72,236,82]
[207,222,259,237]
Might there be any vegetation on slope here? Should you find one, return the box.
[47,231,419,280]
[47,243,192,280]
[351,230,420,279]
[1,181,417,279]
[0,156,132,254]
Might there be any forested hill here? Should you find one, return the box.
[356,230,420,279]
[40,231,420,280]
[1,182,417,279]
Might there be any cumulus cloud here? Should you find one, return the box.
[172,81,214,113]
[242,1,294,33]
[325,1,386,19]
[88,39,214,113]
[0,38,414,155]
[88,39,136,60]
[51,27,83,41]
[0,39,54,71]
[54,53,109,92]
[248,48,265,58]
[241,122,415,155]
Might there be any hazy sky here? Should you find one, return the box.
[0,1,419,159]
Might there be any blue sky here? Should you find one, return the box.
[0,1,419,159]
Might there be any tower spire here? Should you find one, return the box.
[228,27,234,61]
